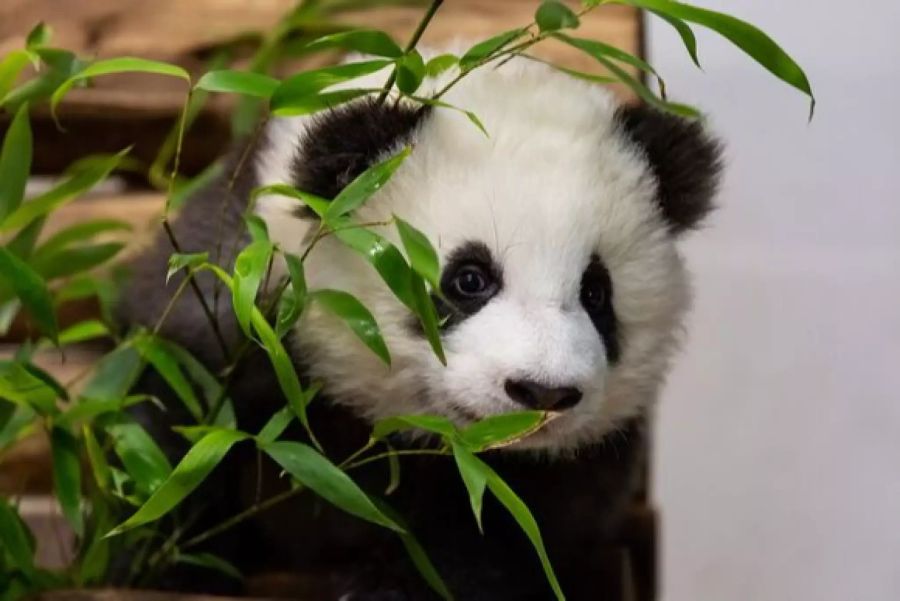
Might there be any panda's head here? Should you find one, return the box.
[256,58,722,452]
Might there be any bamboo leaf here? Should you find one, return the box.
[394,216,439,290]
[32,242,125,280]
[50,426,84,536]
[372,414,457,440]
[175,552,242,580]
[231,240,274,339]
[275,253,307,337]
[194,70,280,98]
[32,219,132,259]
[0,360,58,414]
[410,273,445,365]
[651,10,701,68]
[333,226,416,312]
[396,50,426,95]
[81,345,143,402]
[166,252,208,283]
[262,440,404,532]
[0,149,128,232]
[256,406,294,445]
[451,442,487,533]
[305,30,404,58]
[621,0,814,115]
[536,1,580,32]
[410,96,488,137]
[82,424,112,491]
[313,289,390,365]
[58,320,109,345]
[0,247,57,342]
[0,103,32,221]
[0,497,35,575]
[459,30,525,70]
[553,33,662,86]
[270,60,391,114]
[51,58,191,121]
[325,146,411,219]
[136,335,203,421]
[425,54,458,78]
[104,417,173,498]
[26,23,52,49]
[459,411,547,451]
[107,429,248,536]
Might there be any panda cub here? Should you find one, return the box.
[121,55,721,600]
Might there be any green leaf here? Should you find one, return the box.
[6,216,45,260]
[58,320,109,345]
[262,440,403,532]
[251,184,331,218]
[0,248,57,342]
[372,414,457,440]
[82,424,112,491]
[0,401,35,451]
[175,552,242,580]
[275,253,307,337]
[33,219,131,260]
[136,335,203,421]
[202,265,317,445]
[333,226,416,311]
[194,70,280,98]
[170,162,224,211]
[0,51,34,100]
[410,273,445,365]
[326,146,411,219]
[274,88,378,117]
[482,459,564,600]
[1,49,83,111]
[32,242,125,280]
[0,497,34,575]
[51,57,191,121]
[1,149,128,232]
[536,1,580,32]
[571,45,700,118]
[58,395,156,428]
[651,10,701,68]
[313,289,390,365]
[104,417,172,498]
[245,214,270,243]
[305,30,404,58]
[394,216,439,289]
[256,406,294,445]
[410,96,488,137]
[552,33,663,89]
[459,30,525,70]
[81,345,143,402]
[459,411,547,451]
[451,442,487,533]
[425,54,459,78]
[0,361,57,413]
[0,299,21,337]
[50,426,84,536]
[232,240,274,339]
[167,252,209,283]
[270,60,392,114]
[107,429,248,536]
[622,0,814,115]
[0,103,32,221]
[26,23,52,49]
[396,50,426,95]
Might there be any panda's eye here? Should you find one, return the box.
[581,278,606,309]
[450,265,493,298]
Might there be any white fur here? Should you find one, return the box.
[255,55,692,452]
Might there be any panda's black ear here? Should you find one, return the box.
[616,104,723,234]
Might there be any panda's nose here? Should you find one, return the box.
[504,379,583,411]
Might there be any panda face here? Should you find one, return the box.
[255,56,721,452]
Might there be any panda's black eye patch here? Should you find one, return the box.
[437,241,502,325]
[580,255,620,364]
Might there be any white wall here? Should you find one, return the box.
[648,2,900,600]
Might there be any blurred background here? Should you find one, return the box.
[652,1,900,600]
[1,1,897,600]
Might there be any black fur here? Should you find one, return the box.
[434,241,504,330]
[291,98,430,207]
[616,105,723,234]
[581,255,620,364]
